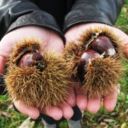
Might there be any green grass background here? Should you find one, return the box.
[0,1,128,128]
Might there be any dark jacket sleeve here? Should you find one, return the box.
[64,0,124,31]
[0,0,64,40]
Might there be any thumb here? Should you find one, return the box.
[0,56,6,94]
[112,27,128,58]
[122,43,128,58]
[0,56,6,74]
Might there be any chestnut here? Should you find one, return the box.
[91,35,116,56]
[77,50,100,83]
[19,52,45,71]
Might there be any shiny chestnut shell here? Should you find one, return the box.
[77,50,100,83]
[91,35,116,56]
[19,52,45,71]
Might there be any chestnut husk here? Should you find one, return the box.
[5,39,71,108]
[64,26,124,98]
[76,50,100,83]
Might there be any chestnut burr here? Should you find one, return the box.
[5,39,70,108]
[65,28,123,98]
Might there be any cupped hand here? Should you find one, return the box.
[65,23,128,113]
[0,26,76,120]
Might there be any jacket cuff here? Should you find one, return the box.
[7,10,65,42]
[64,0,124,32]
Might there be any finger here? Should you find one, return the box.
[122,43,128,58]
[66,87,76,107]
[113,27,128,45]
[0,56,6,74]
[112,27,128,58]
[75,87,87,111]
[59,102,74,119]
[103,87,118,112]
[87,96,101,113]
[14,100,39,119]
[76,95,87,111]
[42,106,63,120]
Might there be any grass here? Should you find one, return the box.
[0,1,128,128]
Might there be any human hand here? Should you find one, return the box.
[0,26,76,120]
[65,23,128,113]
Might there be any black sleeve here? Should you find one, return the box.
[64,0,124,31]
[0,0,64,40]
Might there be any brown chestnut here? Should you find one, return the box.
[91,35,116,56]
[19,52,45,71]
[77,50,100,83]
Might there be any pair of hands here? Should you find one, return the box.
[0,23,128,120]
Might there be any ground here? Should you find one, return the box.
[0,1,128,128]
